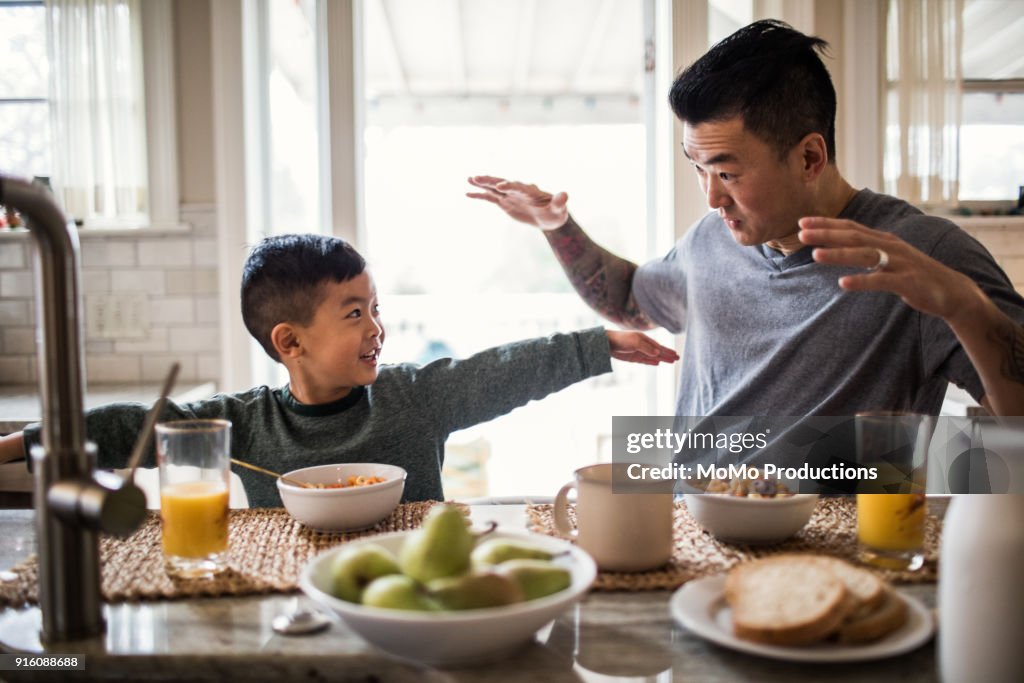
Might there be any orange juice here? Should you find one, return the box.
[857,493,925,551]
[160,480,229,558]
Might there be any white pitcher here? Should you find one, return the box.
[938,495,1024,683]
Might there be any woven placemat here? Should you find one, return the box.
[527,497,941,591]
[0,501,456,607]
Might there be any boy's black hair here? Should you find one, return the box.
[668,19,837,163]
[241,233,366,361]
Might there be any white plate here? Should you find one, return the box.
[670,574,935,662]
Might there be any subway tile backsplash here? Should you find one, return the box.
[0,204,220,385]
[0,244,25,269]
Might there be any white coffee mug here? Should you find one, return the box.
[553,463,674,572]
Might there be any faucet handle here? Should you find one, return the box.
[48,471,148,538]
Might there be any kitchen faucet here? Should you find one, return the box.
[0,175,146,642]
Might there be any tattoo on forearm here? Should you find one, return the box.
[545,219,654,329]
[987,320,1024,385]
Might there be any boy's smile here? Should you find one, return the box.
[279,272,385,405]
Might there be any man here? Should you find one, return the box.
[468,20,1024,418]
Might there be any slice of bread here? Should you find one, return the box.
[837,587,908,644]
[810,556,886,615]
[725,555,854,646]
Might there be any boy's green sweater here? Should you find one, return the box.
[23,328,612,506]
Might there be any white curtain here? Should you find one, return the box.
[884,0,963,205]
[46,0,148,225]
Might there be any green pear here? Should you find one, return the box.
[427,572,525,610]
[399,504,474,582]
[471,538,555,567]
[496,559,572,601]
[361,575,439,611]
[329,544,401,603]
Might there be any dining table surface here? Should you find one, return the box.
[0,499,949,683]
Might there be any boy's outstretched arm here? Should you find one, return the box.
[0,432,25,464]
[410,327,678,437]
[606,330,679,366]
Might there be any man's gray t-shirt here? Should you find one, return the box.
[23,328,612,506]
[633,189,1024,416]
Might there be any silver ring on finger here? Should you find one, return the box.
[864,248,889,273]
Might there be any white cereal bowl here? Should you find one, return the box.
[683,492,819,544]
[299,529,597,667]
[277,463,406,532]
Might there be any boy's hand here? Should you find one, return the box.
[606,330,679,366]
[0,433,25,464]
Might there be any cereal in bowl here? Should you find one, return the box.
[703,474,793,498]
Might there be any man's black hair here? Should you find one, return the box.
[668,19,837,163]
[241,233,366,361]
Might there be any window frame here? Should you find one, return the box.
[958,77,1024,208]
[0,0,50,182]
[139,0,181,231]
[0,0,180,232]
[881,2,1024,210]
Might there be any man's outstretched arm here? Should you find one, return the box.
[543,216,655,329]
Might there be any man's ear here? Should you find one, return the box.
[270,322,302,360]
[796,132,829,181]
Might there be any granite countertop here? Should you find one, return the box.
[0,505,944,683]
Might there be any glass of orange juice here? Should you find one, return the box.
[855,412,933,571]
[156,419,231,579]
[856,493,926,570]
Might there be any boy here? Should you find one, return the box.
[0,234,678,506]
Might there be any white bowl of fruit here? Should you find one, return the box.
[299,505,597,667]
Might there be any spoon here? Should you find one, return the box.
[229,459,315,488]
[272,597,332,636]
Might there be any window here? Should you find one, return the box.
[884,0,1024,204]
[229,1,736,497]
[0,0,50,179]
[0,0,176,228]
[360,0,657,498]
[260,0,324,235]
[959,0,1024,201]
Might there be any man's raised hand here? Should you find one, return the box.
[467,175,570,231]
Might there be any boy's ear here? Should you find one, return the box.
[270,322,302,359]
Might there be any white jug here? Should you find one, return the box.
[938,495,1024,683]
